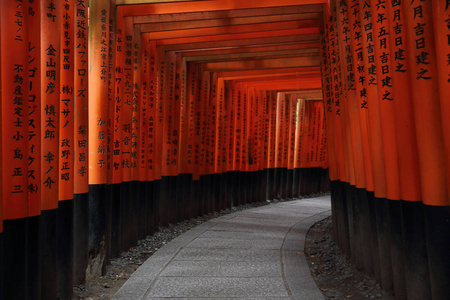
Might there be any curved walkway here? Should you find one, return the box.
[113,196,331,300]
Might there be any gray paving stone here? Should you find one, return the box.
[226,216,297,226]
[160,259,282,277]
[147,297,291,300]
[145,277,290,298]
[282,250,325,300]
[113,196,331,300]
[198,229,285,240]
[238,211,313,219]
[185,236,284,250]
[208,222,292,234]
[174,247,280,262]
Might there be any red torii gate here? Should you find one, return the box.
[0,1,449,300]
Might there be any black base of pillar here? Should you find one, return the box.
[374,196,393,291]
[315,168,323,193]
[273,168,281,199]
[311,168,318,194]
[213,173,221,212]
[344,183,356,262]
[261,169,268,201]
[190,179,200,218]
[2,218,27,300]
[297,168,303,196]
[292,168,299,198]
[175,174,185,221]
[27,214,41,300]
[109,184,121,258]
[40,209,57,300]
[153,179,161,228]
[286,169,294,199]
[331,181,350,257]
[304,168,313,195]
[280,168,288,199]
[423,204,450,300]
[330,181,339,242]
[267,168,275,200]
[357,188,374,275]
[159,177,170,226]
[220,172,228,211]
[247,171,254,203]
[129,181,139,246]
[209,173,215,213]
[321,168,330,192]
[246,171,253,203]
[238,172,246,206]
[260,170,267,202]
[177,174,191,221]
[74,193,89,283]
[206,174,214,214]
[387,199,406,299]
[332,182,444,299]
[89,184,107,276]
[199,174,207,216]
[168,176,178,223]
[105,185,112,267]
[350,185,363,271]
[367,191,380,282]
[401,200,431,299]
[147,181,155,234]
[249,171,254,204]
[57,200,74,300]
[299,168,307,196]
[254,170,259,203]
[208,173,215,212]
[138,181,148,240]
[119,182,131,251]
[228,171,238,207]
[0,233,3,300]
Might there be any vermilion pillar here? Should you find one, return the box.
[404,1,449,299]
[432,0,450,200]
[403,0,447,206]
[27,0,42,297]
[59,0,75,202]
[41,1,61,298]
[58,1,75,298]
[138,33,149,235]
[88,0,110,279]
[430,3,450,297]
[147,40,157,224]
[287,94,297,198]
[1,2,29,299]
[121,15,135,248]
[335,0,361,273]
[122,17,133,184]
[73,0,89,285]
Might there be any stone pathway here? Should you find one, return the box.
[113,196,331,300]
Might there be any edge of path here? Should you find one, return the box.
[113,196,331,300]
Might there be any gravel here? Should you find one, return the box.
[304,216,395,300]
[74,192,329,299]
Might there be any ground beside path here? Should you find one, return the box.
[305,217,395,300]
[112,196,331,300]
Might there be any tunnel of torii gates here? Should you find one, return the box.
[0,0,449,299]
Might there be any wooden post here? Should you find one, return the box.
[403,1,449,298]
[40,1,61,297]
[1,2,29,298]
[73,0,89,285]
[57,1,75,297]
[88,0,109,279]
[27,0,42,297]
